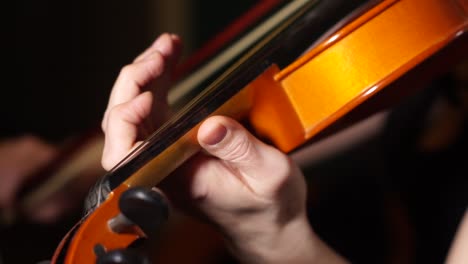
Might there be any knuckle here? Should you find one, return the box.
[224,132,254,163]
[101,146,122,172]
[101,121,106,133]
[101,154,113,171]
[117,100,149,125]
[118,64,141,88]
[265,149,296,191]
[108,104,131,123]
[101,160,114,171]
[119,64,134,78]
[144,52,165,77]
[158,33,175,56]
[274,154,294,180]
[117,53,167,94]
[101,112,108,132]
[106,105,121,120]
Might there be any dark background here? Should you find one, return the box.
[5,1,468,263]
[9,1,256,142]
[7,1,256,263]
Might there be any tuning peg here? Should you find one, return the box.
[108,187,168,237]
[96,249,150,264]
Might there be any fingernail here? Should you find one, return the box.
[203,123,227,145]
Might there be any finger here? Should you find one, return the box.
[102,91,153,170]
[102,34,181,132]
[197,116,293,192]
[134,33,182,64]
[134,34,182,101]
[101,53,164,132]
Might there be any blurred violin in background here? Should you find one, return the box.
[48,0,467,263]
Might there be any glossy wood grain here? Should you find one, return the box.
[54,0,468,263]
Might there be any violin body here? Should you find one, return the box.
[52,0,468,263]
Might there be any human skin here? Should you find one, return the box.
[0,135,64,223]
[101,33,349,263]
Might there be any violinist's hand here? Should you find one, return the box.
[102,33,348,264]
[0,135,58,223]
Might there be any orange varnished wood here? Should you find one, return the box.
[54,0,468,262]
[63,184,137,263]
[249,65,305,150]
[125,84,253,188]
[250,0,468,151]
[59,81,256,263]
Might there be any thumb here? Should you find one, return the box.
[197,116,292,188]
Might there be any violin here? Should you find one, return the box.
[52,0,468,263]
[13,0,285,222]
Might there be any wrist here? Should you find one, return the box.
[226,213,349,264]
